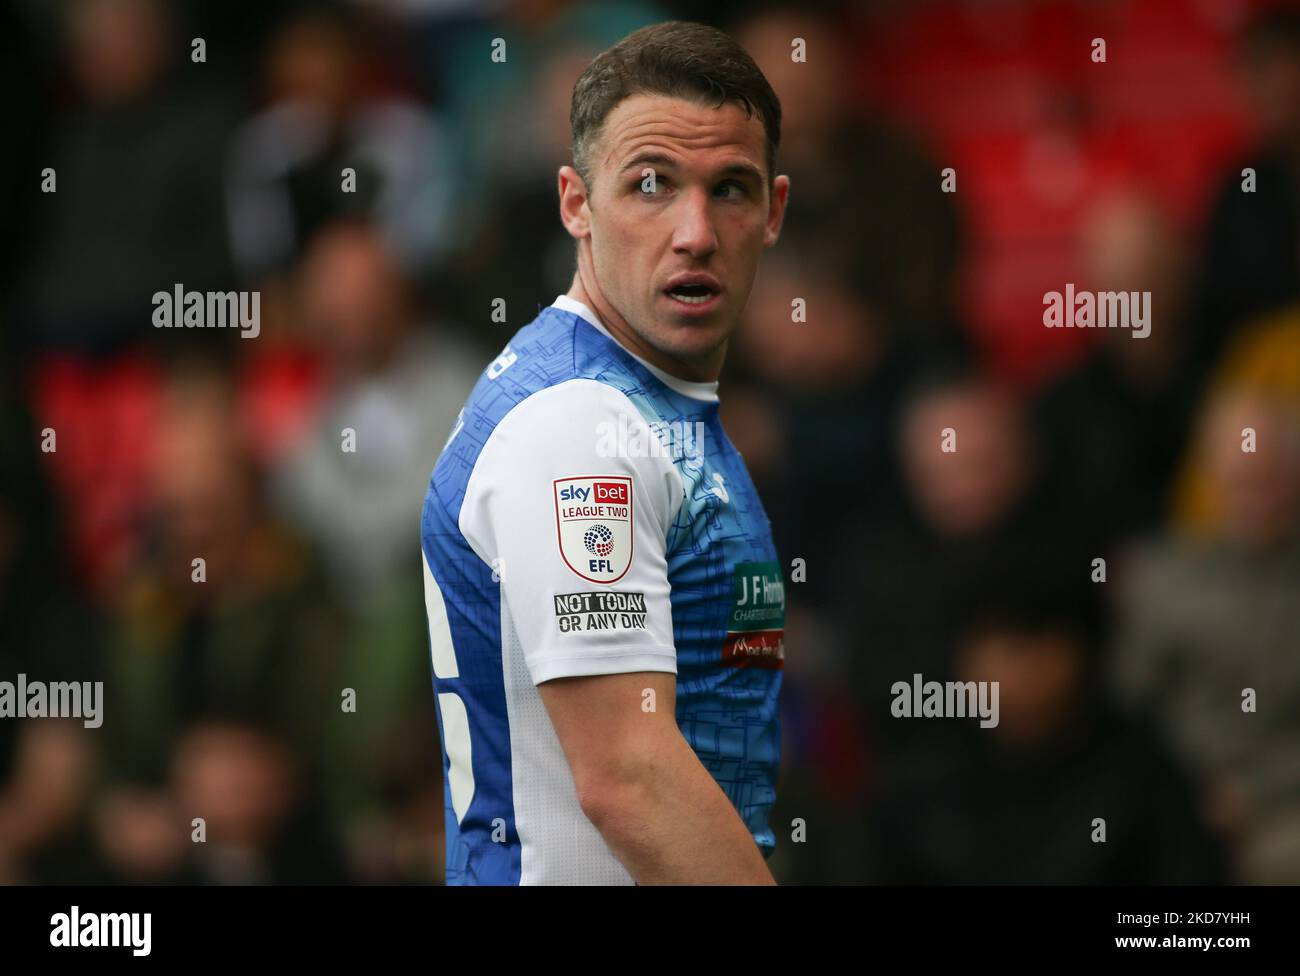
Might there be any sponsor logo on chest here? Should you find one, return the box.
[722,561,786,669]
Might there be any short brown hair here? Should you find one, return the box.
[570,21,782,193]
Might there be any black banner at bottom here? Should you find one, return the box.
[0,884,1285,962]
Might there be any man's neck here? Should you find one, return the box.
[566,272,725,383]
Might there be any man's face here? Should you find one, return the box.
[560,93,788,379]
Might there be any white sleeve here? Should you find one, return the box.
[459,378,684,685]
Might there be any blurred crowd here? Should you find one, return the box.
[0,0,1297,884]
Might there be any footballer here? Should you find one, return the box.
[420,20,790,884]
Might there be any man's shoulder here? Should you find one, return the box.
[426,308,675,519]
[459,323,642,444]
[458,304,653,426]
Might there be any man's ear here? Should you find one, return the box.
[558,165,591,240]
[763,174,790,248]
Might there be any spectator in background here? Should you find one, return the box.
[95,721,344,884]
[436,41,599,333]
[225,6,452,282]
[269,220,472,877]
[429,0,668,252]
[1173,302,1300,536]
[272,219,480,605]
[724,5,965,607]
[727,240,906,609]
[770,371,1049,883]
[1113,383,1300,882]
[0,721,103,883]
[868,556,1225,884]
[1033,190,1201,550]
[96,361,345,879]
[1193,7,1300,382]
[734,5,963,345]
[0,350,97,702]
[835,370,1054,745]
[642,5,962,884]
[20,0,238,353]
[0,350,104,883]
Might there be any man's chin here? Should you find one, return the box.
[651,324,730,366]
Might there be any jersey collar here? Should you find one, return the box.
[551,295,721,404]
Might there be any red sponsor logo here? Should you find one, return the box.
[721,630,785,669]
[593,481,629,505]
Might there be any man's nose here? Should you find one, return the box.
[671,189,719,258]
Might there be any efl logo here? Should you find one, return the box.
[554,476,633,583]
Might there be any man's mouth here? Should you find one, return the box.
[665,283,716,305]
[663,275,723,314]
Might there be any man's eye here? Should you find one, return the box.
[637,178,667,195]
[715,180,746,198]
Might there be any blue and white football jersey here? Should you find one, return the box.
[420,295,785,884]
